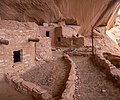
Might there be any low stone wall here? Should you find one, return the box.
[61,54,77,100]
[64,47,92,57]
[94,53,120,84]
[60,37,73,47]
[4,54,77,100]
[73,37,84,47]
[5,73,52,100]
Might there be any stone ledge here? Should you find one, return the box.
[60,54,77,100]
[4,73,52,100]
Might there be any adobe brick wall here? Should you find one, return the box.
[55,26,73,47]
[38,25,82,48]
[39,26,56,47]
[60,37,73,47]
[54,27,62,46]
[54,27,73,47]
[0,20,54,79]
[36,37,52,63]
[0,29,36,75]
[73,37,84,47]
[54,26,84,47]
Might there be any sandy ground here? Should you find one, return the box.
[22,50,70,99]
[72,56,120,100]
[0,81,34,100]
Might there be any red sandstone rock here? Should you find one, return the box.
[69,65,76,75]
[14,78,23,87]
[0,0,118,36]
[110,68,120,77]
[110,66,116,70]
[11,76,20,82]
[41,93,52,100]
[21,81,36,91]
[32,87,47,94]
[62,83,75,99]
[62,54,76,100]
[68,74,76,81]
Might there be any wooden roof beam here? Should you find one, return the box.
[0,39,9,45]
[28,38,39,42]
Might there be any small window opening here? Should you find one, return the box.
[58,37,61,42]
[46,31,50,37]
[13,50,22,63]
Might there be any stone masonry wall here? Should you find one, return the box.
[61,54,77,100]
[5,73,52,100]
[4,54,77,100]
[54,26,84,47]
[55,27,73,47]
[54,27,63,47]
[3,53,77,100]
[73,37,84,47]
[39,26,56,47]
[61,37,73,47]
[94,53,120,84]
[0,29,36,75]
[36,37,52,64]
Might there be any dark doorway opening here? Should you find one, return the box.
[46,31,50,37]
[13,50,21,63]
[58,37,61,42]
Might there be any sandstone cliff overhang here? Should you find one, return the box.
[0,0,120,36]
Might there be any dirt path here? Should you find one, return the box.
[0,81,34,100]
[72,56,120,100]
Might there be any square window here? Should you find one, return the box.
[46,31,50,37]
[58,37,61,42]
[13,50,22,63]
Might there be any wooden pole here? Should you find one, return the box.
[91,26,94,56]
[28,38,39,42]
[0,39,9,45]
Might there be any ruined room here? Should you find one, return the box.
[0,0,120,100]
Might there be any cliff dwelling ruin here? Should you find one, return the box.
[0,0,120,100]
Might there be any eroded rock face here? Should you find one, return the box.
[0,0,62,24]
[115,15,120,26]
[0,0,119,36]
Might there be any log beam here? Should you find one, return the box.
[0,39,9,45]
[28,38,39,42]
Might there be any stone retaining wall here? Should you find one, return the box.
[5,73,52,100]
[4,54,77,100]
[94,53,120,84]
[64,46,92,57]
[61,54,77,100]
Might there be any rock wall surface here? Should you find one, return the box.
[0,0,119,36]
[0,0,62,24]
[36,37,52,64]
